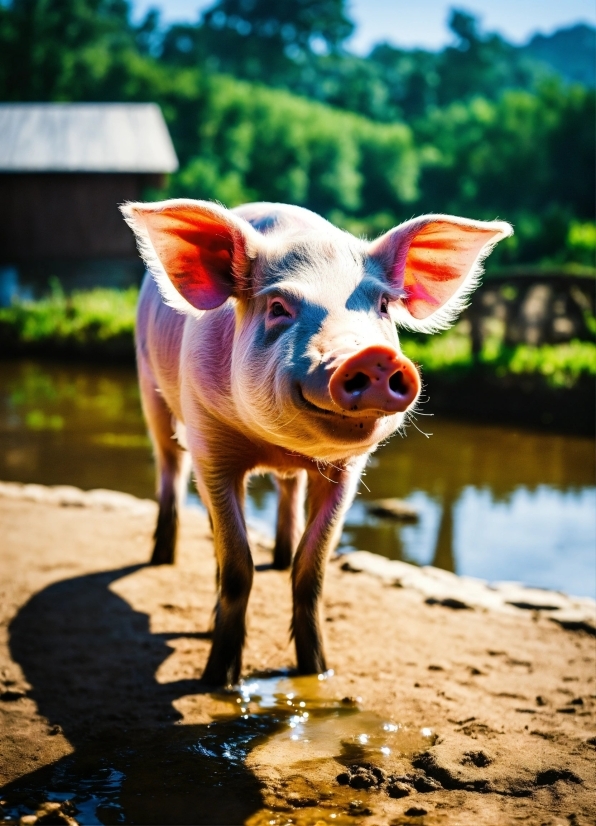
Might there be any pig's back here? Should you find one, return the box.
[233,202,332,236]
[136,272,187,420]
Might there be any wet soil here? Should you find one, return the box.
[0,485,594,825]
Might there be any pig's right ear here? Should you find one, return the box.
[120,199,261,316]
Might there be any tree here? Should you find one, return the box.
[188,0,354,82]
[0,0,135,100]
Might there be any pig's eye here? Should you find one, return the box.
[380,297,390,315]
[269,300,292,319]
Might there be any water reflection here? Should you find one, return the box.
[0,359,594,596]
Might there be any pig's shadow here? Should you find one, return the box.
[3,566,276,825]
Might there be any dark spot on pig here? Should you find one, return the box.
[359,423,363,428]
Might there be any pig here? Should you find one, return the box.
[121,199,512,686]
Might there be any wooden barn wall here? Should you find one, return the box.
[0,173,155,261]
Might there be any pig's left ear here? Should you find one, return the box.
[121,199,261,317]
[368,214,513,332]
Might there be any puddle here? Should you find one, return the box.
[216,671,433,765]
[0,763,126,825]
[0,673,434,825]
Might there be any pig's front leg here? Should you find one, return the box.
[292,457,367,674]
[272,471,306,570]
[194,462,254,687]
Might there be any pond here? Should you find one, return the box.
[1,359,594,598]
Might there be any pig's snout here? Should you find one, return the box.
[329,345,420,414]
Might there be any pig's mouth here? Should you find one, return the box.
[296,385,382,421]
[295,385,338,416]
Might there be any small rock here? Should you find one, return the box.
[336,772,351,786]
[286,792,318,808]
[345,763,384,790]
[413,775,442,792]
[366,499,419,522]
[425,597,471,610]
[462,750,492,768]
[386,782,410,799]
[348,800,372,816]
[349,772,375,790]
[404,807,428,817]
[1,689,26,701]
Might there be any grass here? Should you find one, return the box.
[0,283,138,357]
[401,326,596,389]
[1,286,595,388]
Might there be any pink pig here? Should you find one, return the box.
[121,199,511,686]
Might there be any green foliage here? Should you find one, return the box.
[0,2,594,265]
[0,284,138,349]
[503,341,596,388]
[567,222,596,267]
[164,75,418,216]
[401,326,596,388]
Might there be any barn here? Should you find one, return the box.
[0,102,178,299]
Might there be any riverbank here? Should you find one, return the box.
[1,285,594,433]
[0,482,594,825]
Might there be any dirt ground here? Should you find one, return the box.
[0,483,594,826]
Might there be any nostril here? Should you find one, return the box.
[344,371,370,394]
[389,370,408,395]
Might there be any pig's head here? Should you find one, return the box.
[122,200,512,462]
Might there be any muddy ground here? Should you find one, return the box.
[0,483,594,826]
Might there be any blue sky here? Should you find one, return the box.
[132,0,596,53]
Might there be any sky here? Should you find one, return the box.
[132,0,596,53]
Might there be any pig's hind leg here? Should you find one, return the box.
[272,471,306,570]
[139,363,190,565]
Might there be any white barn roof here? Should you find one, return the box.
[0,103,179,173]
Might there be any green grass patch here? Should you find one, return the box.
[0,283,138,352]
[401,327,596,388]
